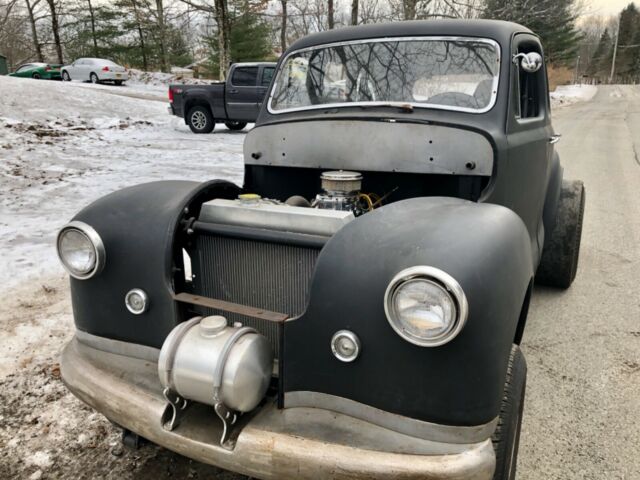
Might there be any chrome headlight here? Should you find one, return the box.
[384,266,468,347]
[56,221,105,280]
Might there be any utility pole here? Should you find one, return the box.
[609,16,621,84]
[574,55,580,84]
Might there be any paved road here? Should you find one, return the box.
[519,85,640,479]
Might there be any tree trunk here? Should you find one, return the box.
[280,0,287,53]
[156,0,169,73]
[327,0,334,29]
[351,0,358,25]
[25,0,44,62]
[45,0,63,64]
[87,0,98,56]
[214,0,230,79]
[403,0,417,20]
[131,0,148,71]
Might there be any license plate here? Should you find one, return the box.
[116,74,121,78]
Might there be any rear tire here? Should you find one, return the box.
[90,72,99,84]
[536,180,585,288]
[492,345,527,480]
[224,121,247,131]
[32,73,41,79]
[114,80,123,86]
[187,106,215,134]
[62,71,71,81]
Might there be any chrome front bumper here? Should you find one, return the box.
[61,337,495,480]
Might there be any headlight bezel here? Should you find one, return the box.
[56,221,106,280]
[384,266,468,347]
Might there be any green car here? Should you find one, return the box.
[9,62,62,80]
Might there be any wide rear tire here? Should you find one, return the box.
[187,105,215,134]
[32,73,41,79]
[536,180,585,288]
[224,121,247,131]
[90,72,99,84]
[492,345,527,480]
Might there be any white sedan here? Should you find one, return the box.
[61,58,129,85]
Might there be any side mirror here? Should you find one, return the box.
[513,52,543,73]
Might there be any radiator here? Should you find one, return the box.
[194,234,320,357]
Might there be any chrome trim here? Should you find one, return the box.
[330,330,361,362]
[56,220,106,280]
[75,329,160,362]
[61,339,496,478]
[268,36,501,115]
[383,266,469,347]
[125,288,150,315]
[285,391,497,445]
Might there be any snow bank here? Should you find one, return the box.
[550,84,597,109]
[0,75,246,289]
[127,68,214,87]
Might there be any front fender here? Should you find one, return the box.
[283,197,533,426]
[68,180,240,348]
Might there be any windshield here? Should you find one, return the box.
[269,37,500,113]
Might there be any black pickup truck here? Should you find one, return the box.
[168,62,276,133]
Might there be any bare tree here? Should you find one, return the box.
[214,0,230,77]
[44,0,63,63]
[350,0,357,24]
[129,0,149,70]
[24,0,44,61]
[280,0,287,52]
[155,0,169,72]
[86,0,97,56]
[0,0,18,35]
[327,0,333,28]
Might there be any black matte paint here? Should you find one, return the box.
[69,180,239,348]
[284,197,533,426]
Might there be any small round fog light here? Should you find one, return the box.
[331,330,361,363]
[125,288,149,315]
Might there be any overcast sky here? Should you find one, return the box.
[583,0,633,17]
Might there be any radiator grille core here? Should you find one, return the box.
[195,234,320,357]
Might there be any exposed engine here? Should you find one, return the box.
[313,170,363,213]
[311,170,389,216]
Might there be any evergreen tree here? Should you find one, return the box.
[483,0,581,64]
[615,3,640,80]
[208,1,273,77]
[588,28,613,77]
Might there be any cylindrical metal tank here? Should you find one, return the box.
[158,316,273,412]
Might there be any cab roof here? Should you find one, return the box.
[286,19,533,52]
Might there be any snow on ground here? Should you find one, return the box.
[0,75,247,479]
[61,68,218,101]
[0,75,245,291]
[550,84,598,109]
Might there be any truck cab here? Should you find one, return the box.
[169,62,277,133]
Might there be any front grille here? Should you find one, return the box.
[195,234,320,357]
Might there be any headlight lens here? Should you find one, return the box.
[384,266,468,347]
[57,221,105,279]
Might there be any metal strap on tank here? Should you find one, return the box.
[162,316,202,391]
[212,326,257,399]
[211,326,257,449]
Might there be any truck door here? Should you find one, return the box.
[504,34,555,262]
[226,66,259,121]
[257,65,276,111]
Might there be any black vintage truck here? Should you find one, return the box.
[169,62,276,133]
[58,20,584,480]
